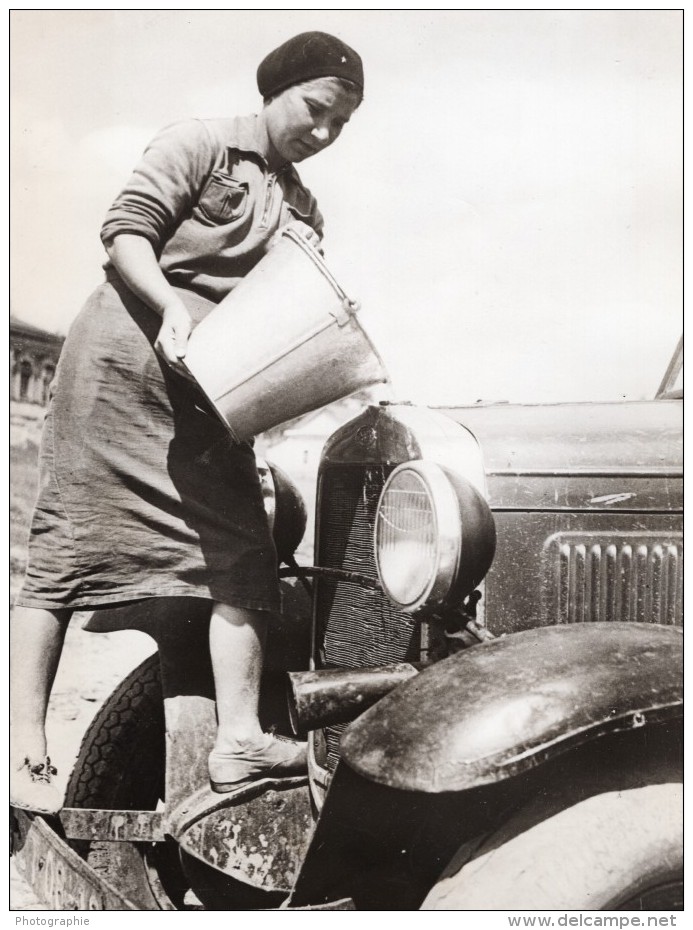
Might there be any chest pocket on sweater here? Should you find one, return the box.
[195,173,249,225]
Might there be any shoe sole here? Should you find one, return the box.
[209,775,266,793]
[210,766,308,794]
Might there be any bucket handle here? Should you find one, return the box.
[330,297,361,327]
[282,227,360,327]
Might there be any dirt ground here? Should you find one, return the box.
[11,622,156,908]
[11,429,157,907]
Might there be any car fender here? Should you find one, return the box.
[340,622,682,793]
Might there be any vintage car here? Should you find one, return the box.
[12,339,682,911]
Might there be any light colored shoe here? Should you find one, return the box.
[209,735,307,793]
[10,757,62,814]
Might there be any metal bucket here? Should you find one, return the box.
[184,227,388,443]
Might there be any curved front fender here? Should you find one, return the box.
[340,622,682,793]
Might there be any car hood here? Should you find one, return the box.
[436,399,682,477]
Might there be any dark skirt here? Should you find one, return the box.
[16,278,280,613]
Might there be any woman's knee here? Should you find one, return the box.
[211,601,268,630]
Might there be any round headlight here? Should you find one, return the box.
[374,461,495,615]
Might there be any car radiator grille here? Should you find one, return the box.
[547,534,683,626]
[315,465,421,773]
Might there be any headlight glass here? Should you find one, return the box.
[375,462,463,613]
[375,470,438,607]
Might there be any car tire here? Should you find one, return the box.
[64,654,190,910]
[421,783,682,910]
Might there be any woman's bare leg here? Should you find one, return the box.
[209,602,267,752]
[10,605,71,811]
[10,605,72,763]
[207,601,306,789]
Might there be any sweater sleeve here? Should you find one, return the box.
[100,120,216,251]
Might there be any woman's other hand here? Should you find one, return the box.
[154,300,194,379]
[269,220,323,253]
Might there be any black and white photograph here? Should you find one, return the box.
[10,9,682,916]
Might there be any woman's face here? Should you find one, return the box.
[263,77,360,164]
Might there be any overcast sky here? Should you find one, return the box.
[11,10,682,404]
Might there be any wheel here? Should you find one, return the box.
[64,655,191,910]
[422,783,683,910]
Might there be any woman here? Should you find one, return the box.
[10,31,364,813]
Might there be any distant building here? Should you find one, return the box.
[256,405,356,479]
[255,387,391,482]
[10,316,64,406]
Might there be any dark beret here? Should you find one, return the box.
[257,31,364,100]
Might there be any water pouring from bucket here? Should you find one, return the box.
[183,227,389,444]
